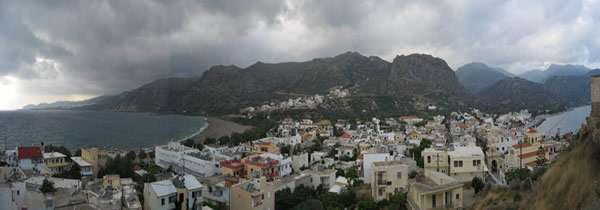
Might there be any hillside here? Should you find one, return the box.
[101,52,476,115]
[23,95,114,110]
[456,62,514,94]
[544,69,600,106]
[520,64,590,83]
[477,77,558,109]
[472,114,600,209]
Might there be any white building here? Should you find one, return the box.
[155,142,224,177]
[143,175,203,210]
[303,168,336,190]
[260,153,292,177]
[361,152,393,184]
[71,157,94,177]
[16,146,45,171]
[291,153,309,172]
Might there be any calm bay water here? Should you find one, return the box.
[0,110,207,151]
[537,105,591,136]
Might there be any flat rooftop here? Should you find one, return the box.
[71,157,92,167]
[43,152,67,159]
[373,160,407,167]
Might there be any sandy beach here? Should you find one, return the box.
[191,117,252,144]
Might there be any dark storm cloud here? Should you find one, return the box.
[1,0,600,108]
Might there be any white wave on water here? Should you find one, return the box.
[177,116,209,142]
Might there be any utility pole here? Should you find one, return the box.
[436,153,440,172]
[519,140,523,169]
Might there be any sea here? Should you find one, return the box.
[537,105,591,136]
[0,110,207,152]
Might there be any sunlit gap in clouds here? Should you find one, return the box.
[0,76,20,110]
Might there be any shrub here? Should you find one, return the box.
[409,170,418,179]
[513,193,522,202]
[472,177,485,194]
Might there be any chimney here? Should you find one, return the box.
[592,75,600,117]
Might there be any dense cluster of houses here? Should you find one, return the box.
[0,107,571,209]
[1,146,143,209]
[239,88,351,114]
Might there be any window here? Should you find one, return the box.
[454,161,462,167]
[456,193,460,200]
[476,160,481,166]
[262,194,265,200]
[169,196,175,203]
[473,160,477,166]
[378,189,383,196]
[427,156,431,163]
[161,198,165,205]
[397,172,402,179]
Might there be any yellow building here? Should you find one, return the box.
[43,152,68,175]
[371,160,409,201]
[408,170,464,209]
[448,146,487,182]
[253,142,280,155]
[230,177,275,210]
[422,148,449,174]
[81,147,99,178]
[103,174,121,190]
[525,128,544,144]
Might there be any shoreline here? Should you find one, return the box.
[189,117,252,144]
[530,106,582,128]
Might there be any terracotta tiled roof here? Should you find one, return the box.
[17,146,42,159]
[340,133,351,139]
[524,158,548,167]
[512,143,532,149]
[528,128,537,133]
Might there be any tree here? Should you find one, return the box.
[218,136,231,145]
[505,168,531,185]
[126,151,137,161]
[53,163,81,179]
[138,150,147,160]
[74,149,82,157]
[293,199,325,210]
[472,177,485,194]
[40,178,56,194]
[409,170,418,179]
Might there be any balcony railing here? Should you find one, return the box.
[377,180,387,186]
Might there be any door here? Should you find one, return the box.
[432,194,436,208]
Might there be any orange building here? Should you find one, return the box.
[220,159,244,178]
[243,155,279,180]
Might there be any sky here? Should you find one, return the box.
[1,0,600,110]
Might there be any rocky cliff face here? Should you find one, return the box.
[101,52,476,114]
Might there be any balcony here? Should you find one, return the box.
[377,179,388,186]
[265,171,280,179]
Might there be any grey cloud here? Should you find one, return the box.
[1,0,600,108]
